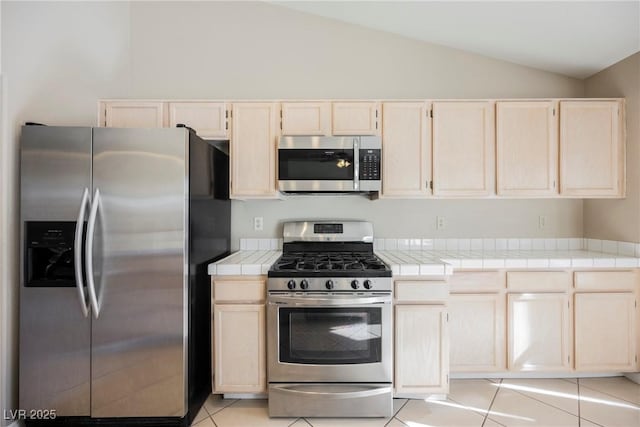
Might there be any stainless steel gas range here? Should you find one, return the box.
[267,221,393,418]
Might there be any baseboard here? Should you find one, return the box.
[624,372,640,384]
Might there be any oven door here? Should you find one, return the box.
[267,293,392,383]
[278,146,357,192]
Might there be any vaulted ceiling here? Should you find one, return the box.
[274,1,640,78]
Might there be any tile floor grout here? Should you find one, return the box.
[481,378,503,427]
[200,377,640,427]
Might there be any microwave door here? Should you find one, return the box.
[279,148,355,192]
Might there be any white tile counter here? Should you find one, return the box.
[208,249,640,277]
[207,250,281,276]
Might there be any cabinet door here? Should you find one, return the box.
[332,102,380,135]
[281,102,330,136]
[381,102,430,197]
[575,292,636,371]
[230,103,279,198]
[496,101,558,196]
[395,305,448,396]
[213,304,266,393]
[508,293,571,371]
[432,101,493,196]
[560,100,624,197]
[103,102,165,128]
[449,294,505,372]
[168,102,228,139]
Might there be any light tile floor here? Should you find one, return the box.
[193,377,640,427]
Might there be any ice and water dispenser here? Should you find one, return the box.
[24,221,83,287]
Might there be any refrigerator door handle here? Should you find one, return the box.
[74,188,90,317]
[86,188,101,318]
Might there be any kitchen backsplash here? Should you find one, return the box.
[238,237,640,257]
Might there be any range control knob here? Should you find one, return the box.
[287,280,296,290]
[325,280,334,290]
[300,279,309,290]
[363,280,373,290]
[351,280,360,290]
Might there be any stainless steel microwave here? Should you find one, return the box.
[278,136,382,193]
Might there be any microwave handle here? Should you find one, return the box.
[353,137,359,191]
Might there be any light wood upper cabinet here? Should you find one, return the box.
[281,102,331,136]
[450,293,506,372]
[103,101,166,128]
[496,101,558,196]
[574,292,636,371]
[508,293,571,372]
[395,305,449,396]
[432,101,494,196]
[168,102,229,139]
[560,100,624,197]
[230,103,279,198]
[381,102,430,197]
[332,102,380,135]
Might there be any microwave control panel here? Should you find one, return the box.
[359,149,381,181]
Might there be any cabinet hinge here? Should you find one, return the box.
[446,313,449,322]
[568,355,570,364]
[225,110,228,119]
[225,122,228,130]
[553,108,556,116]
[446,374,449,384]
[376,121,378,130]
[635,354,637,363]
[430,181,433,190]
[376,109,378,118]
[280,121,283,130]
[430,110,433,118]
[280,110,283,118]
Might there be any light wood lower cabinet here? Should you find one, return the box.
[395,304,449,396]
[508,293,571,372]
[213,304,266,393]
[212,278,266,394]
[449,293,505,372]
[574,292,637,371]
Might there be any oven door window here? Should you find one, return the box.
[279,307,382,364]
[278,149,355,180]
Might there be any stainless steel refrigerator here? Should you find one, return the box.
[19,125,230,426]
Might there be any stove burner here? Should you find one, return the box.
[272,252,388,274]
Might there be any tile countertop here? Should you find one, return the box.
[208,249,640,277]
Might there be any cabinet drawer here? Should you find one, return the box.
[507,271,570,292]
[395,281,448,303]
[449,271,504,293]
[213,279,266,303]
[574,271,637,291]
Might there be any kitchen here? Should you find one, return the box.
[1,1,640,427]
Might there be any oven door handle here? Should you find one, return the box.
[268,295,390,306]
[270,384,391,399]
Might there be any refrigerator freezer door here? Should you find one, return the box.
[90,128,188,417]
[19,126,92,416]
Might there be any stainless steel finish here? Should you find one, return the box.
[85,188,100,318]
[353,137,360,191]
[279,180,368,192]
[282,220,374,243]
[269,384,393,418]
[267,294,393,383]
[279,135,362,149]
[268,277,392,292]
[278,136,381,193]
[74,187,90,317]
[89,128,188,417]
[268,293,391,306]
[20,126,92,416]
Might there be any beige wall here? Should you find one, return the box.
[0,1,588,421]
[583,52,640,242]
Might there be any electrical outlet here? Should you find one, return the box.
[538,215,547,229]
[436,216,446,230]
[254,217,264,231]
